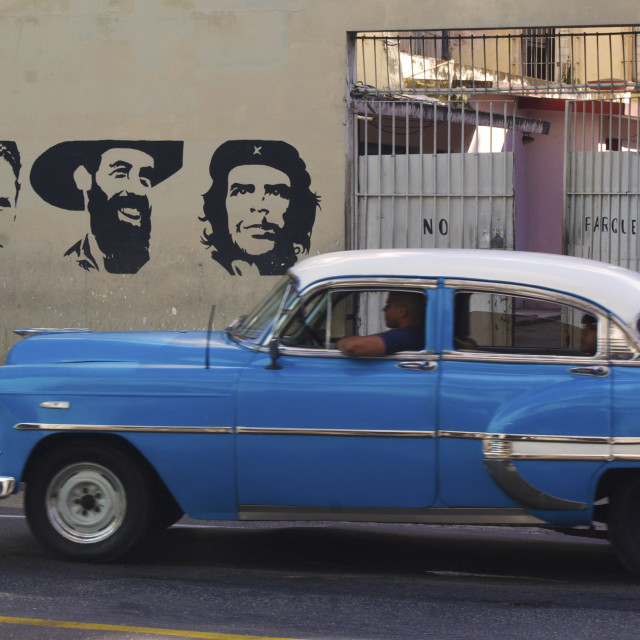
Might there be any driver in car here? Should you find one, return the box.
[336,291,425,357]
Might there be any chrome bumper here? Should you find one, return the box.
[0,476,15,498]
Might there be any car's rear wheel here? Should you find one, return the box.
[608,478,640,575]
[25,442,153,562]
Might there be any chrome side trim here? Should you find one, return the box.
[236,426,435,438]
[40,401,70,410]
[442,350,611,366]
[483,434,611,461]
[610,322,639,359]
[484,459,588,511]
[303,277,438,293]
[443,430,640,462]
[14,327,89,337]
[274,346,437,360]
[438,430,486,440]
[14,423,231,434]
[0,477,15,498]
[481,433,610,444]
[481,432,611,461]
[506,453,610,461]
[440,431,610,444]
[609,360,640,367]
[611,438,640,460]
[238,505,545,525]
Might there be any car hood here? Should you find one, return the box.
[5,330,252,367]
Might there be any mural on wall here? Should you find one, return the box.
[30,141,184,274]
[200,140,321,276]
[0,141,21,248]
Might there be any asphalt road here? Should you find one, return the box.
[1,492,640,639]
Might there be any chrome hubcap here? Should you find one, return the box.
[46,462,126,544]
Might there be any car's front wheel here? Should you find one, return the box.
[25,442,152,562]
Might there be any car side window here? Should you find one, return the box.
[280,288,426,352]
[454,291,599,357]
[278,289,329,347]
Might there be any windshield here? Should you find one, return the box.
[229,275,299,345]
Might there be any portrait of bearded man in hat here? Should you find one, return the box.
[30,140,183,274]
[200,140,320,276]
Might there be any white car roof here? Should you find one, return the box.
[290,249,640,329]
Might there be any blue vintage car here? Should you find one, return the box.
[2,248,640,572]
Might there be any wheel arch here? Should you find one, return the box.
[595,467,640,500]
[592,466,640,522]
[22,433,181,516]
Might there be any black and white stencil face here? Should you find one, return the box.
[30,140,183,274]
[225,165,291,258]
[201,139,320,276]
[77,148,154,273]
[91,148,154,229]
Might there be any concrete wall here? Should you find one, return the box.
[0,0,636,358]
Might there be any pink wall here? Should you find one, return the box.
[471,97,569,255]
[513,106,567,254]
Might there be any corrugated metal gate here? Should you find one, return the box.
[351,28,640,263]
[353,99,516,251]
[565,98,640,270]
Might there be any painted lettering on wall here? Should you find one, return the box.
[585,217,638,235]
[423,218,449,236]
[200,140,321,276]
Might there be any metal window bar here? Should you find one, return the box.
[565,97,640,270]
[523,28,555,83]
[354,98,516,252]
[356,28,640,97]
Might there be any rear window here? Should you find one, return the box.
[454,291,598,356]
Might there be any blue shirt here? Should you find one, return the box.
[378,326,424,354]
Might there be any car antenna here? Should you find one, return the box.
[205,304,215,370]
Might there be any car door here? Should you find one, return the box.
[234,280,439,519]
[437,282,611,515]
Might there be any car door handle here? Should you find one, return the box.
[569,366,610,377]
[396,361,438,371]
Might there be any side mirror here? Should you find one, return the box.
[266,338,282,370]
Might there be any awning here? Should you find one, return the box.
[352,93,551,135]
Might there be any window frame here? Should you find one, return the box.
[274,277,438,359]
[443,280,618,364]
